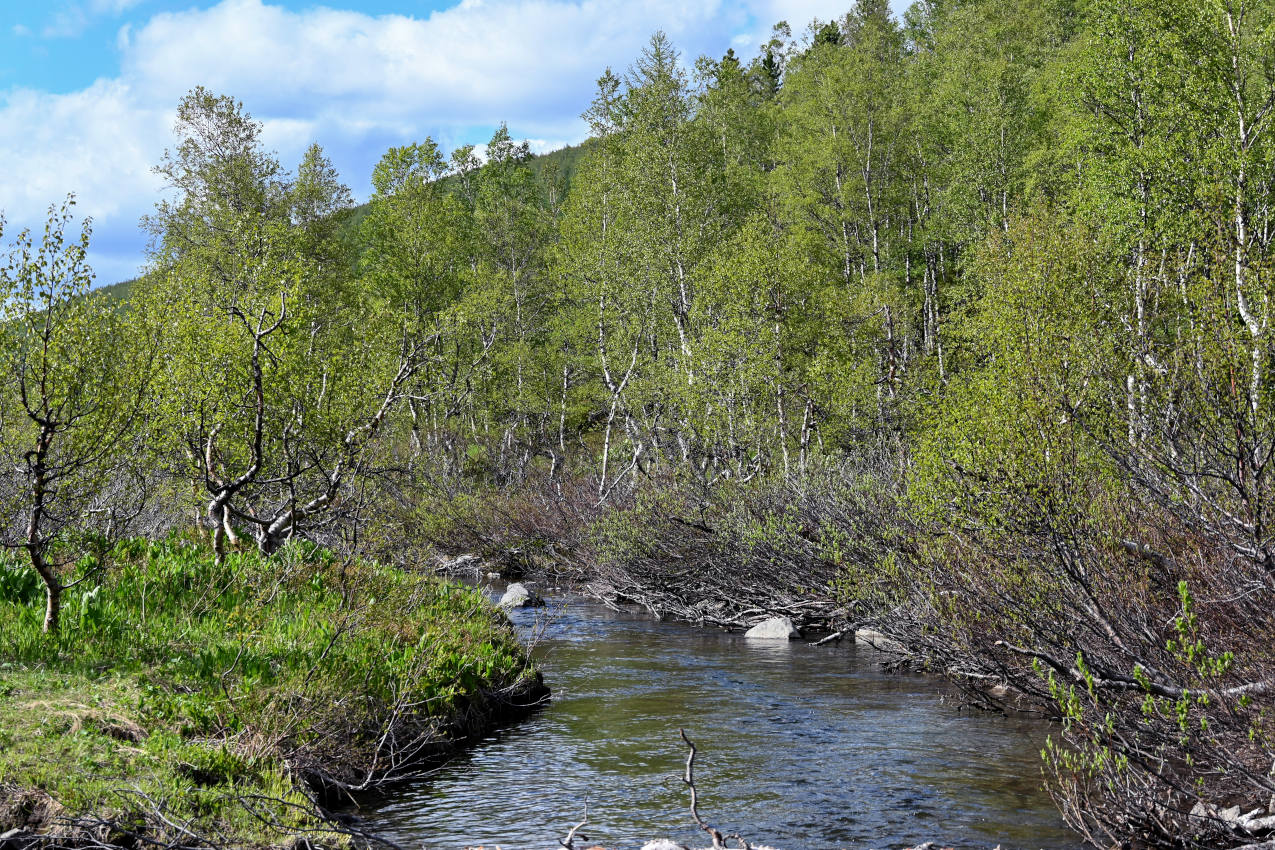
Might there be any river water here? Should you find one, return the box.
[368,590,1080,850]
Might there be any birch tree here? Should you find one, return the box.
[0,200,155,633]
[146,89,421,560]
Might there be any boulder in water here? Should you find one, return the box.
[498,582,544,608]
[744,616,799,640]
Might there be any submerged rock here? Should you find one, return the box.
[498,582,545,608]
[744,616,799,640]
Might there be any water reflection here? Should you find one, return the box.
[366,590,1080,850]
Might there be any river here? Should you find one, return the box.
[367,588,1080,850]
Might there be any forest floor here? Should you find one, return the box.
[0,536,546,849]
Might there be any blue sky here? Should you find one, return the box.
[0,0,911,284]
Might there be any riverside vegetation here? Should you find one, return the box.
[0,0,1273,847]
[0,536,543,846]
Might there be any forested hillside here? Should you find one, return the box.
[3,0,1274,846]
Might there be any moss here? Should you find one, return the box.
[0,537,542,848]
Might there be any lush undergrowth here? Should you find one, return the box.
[0,536,541,848]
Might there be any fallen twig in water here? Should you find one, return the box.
[558,799,590,850]
[679,729,750,850]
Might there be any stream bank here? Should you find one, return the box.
[0,540,545,850]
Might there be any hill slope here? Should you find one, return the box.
[99,139,595,298]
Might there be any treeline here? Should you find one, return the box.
[1,0,1274,846]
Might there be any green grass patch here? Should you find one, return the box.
[0,536,539,847]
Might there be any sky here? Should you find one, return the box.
[0,0,910,284]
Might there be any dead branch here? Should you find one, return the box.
[679,729,749,850]
[558,800,590,850]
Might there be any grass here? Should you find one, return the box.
[0,536,541,848]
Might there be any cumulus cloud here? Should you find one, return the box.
[42,0,145,38]
[118,0,754,135]
[0,79,169,283]
[0,0,905,283]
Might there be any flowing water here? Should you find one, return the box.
[367,588,1080,850]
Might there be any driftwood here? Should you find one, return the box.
[678,730,751,850]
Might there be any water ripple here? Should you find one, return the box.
[364,592,1079,850]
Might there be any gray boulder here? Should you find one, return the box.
[744,616,799,640]
[854,628,907,653]
[437,553,481,575]
[498,582,544,608]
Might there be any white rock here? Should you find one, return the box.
[498,582,544,608]
[744,616,799,640]
[1246,816,1275,834]
[854,628,907,653]
[441,553,481,572]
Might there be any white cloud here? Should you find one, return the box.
[42,0,145,38]
[0,80,164,225]
[526,139,573,155]
[42,8,90,38]
[0,0,907,283]
[117,0,748,134]
[90,0,144,13]
[0,79,169,283]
